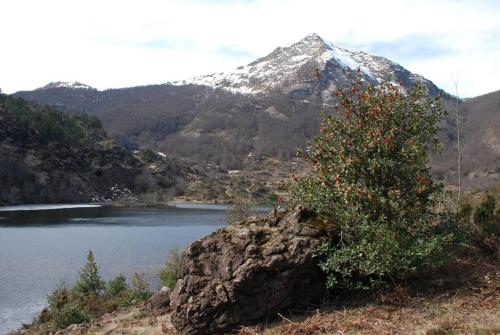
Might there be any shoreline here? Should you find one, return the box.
[0,198,272,211]
[0,205,227,334]
[0,203,103,212]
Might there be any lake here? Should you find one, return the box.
[0,203,255,334]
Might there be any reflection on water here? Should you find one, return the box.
[0,205,233,227]
[0,204,101,212]
[0,204,256,334]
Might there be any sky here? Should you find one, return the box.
[1,0,499,97]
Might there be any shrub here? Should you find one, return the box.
[159,246,182,288]
[434,204,470,250]
[104,274,151,309]
[472,195,499,254]
[73,250,105,296]
[51,303,89,329]
[224,199,255,225]
[131,272,152,300]
[290,79,451,289]
[268,192,279,210]
[42,251,154,329]
[474,195,498,234]
[105,274,128,297]
[443,195,499,255]
[139,148,160,162]
[47,285,71,313]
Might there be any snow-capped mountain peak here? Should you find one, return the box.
[38,81,94,90]
[171,33,442,97]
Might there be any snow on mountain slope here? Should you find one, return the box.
[38,81,95,90]
[171,33,440,97]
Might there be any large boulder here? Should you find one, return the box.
[146,286,172,311]
[170,206,336,335]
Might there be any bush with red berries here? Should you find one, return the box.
[290,79,452,289]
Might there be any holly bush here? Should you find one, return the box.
[290,79,452,289]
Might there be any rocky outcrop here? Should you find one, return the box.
[170,206,337,335]
[146,286,172,311]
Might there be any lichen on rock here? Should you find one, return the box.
[170,206,336,335]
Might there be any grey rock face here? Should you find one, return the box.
[146,287,172,311]
[170,206,336,335]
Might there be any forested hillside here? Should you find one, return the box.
[0,95,144,204]
[14,34,499,190]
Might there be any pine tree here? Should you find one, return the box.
[73,250,104,296]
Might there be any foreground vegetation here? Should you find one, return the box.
[26,251,153,331]
[237,257,499,335]
[16,248,499,335]
[290,79,498,291]
[159,246,182,289]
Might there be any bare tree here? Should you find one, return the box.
[224,197,256,225]
[451,74,462,205]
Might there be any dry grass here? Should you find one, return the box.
[238,325,265,335]
[238,260,500,335]
[13,259,498,335]
[10,306,171,335]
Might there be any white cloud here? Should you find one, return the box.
[0,0,499,97]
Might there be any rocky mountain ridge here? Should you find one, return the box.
[13,34,499,190]
[38,81,95,90]
[172,33,444,98]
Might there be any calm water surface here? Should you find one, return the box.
[0,204,244,334]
